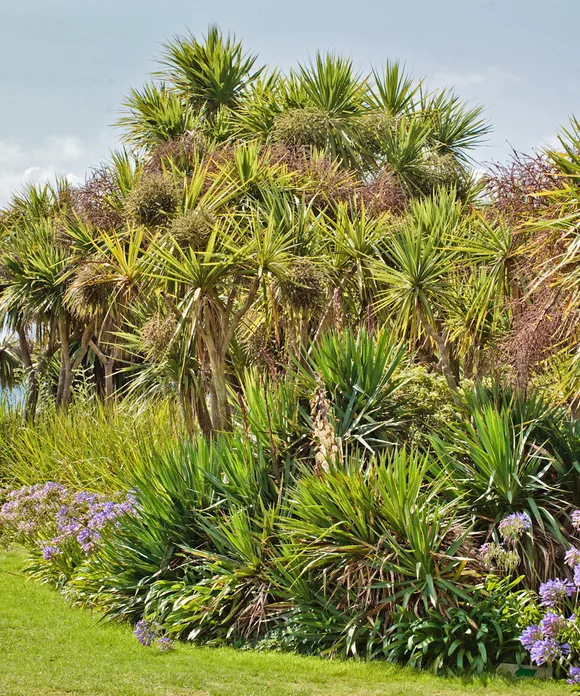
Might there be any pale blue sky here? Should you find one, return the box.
[1,0,579,202]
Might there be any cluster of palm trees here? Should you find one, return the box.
[1,25,580,434]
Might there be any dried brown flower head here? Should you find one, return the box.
[272,108,328,149]
[276,258,327,310]
[141,312,177,360]
[169,207,216,249]
[125,175,179,227]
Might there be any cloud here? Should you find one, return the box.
[432,67,521,92]
[0,134,109,206]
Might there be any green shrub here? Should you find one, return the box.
[394,365,457,444]
[70,434,283,628]
[385,575,530,674]
[272,108,328,148]
[431,391,573,582]
[272,449,476,658]
[301,329,411,452]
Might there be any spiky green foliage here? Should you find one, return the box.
[301,329,409,451]
[118,83,199,150]
[158,25,264,118]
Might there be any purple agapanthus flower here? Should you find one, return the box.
[540,612,567,638]
[498,512,532,543]
[530,638,567,665]
[520,624,542,650]
[565,548,580,568]
[568,666,580,686]
[134,619,162,647]
[478,542,496,565]
[76,528,101,553]
[0,481,137,560]
[539,578,576,607]
[41,544,61,561]
[156,636,174,652]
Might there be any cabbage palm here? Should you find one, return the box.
[158,25,264,118]
[0,341,21,390]
[421,89,491,163]
[369,61,420,117]
[276,53,368,169]
[118,83,199,150]
[152,207,295,433]
[322,203,389,320]
[375,191,463,388]
[232,71,285,142]
[0,218,96,410]
[375,116,431,193]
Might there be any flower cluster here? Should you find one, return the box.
[520,615,574,666]
[569,666,580,686]
[134,619,173,651]
[517,508,580,689]
[539,578,577,608]
[541,611,568,638]
[520,624,543,650]
[478,541,520,573]
[0,482,67,542]
[0,482,136,559]
[52,490,136,553]
[478,512,534,574]
[566,548,580,569]
[498,512,531,544]
[529,638,570,665]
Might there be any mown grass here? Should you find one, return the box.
[0,551,571,696]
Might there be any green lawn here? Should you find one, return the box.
[0,550,571,696]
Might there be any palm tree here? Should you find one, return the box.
[152,204,295,433]
[272,53,369,169]
[375,189,464,389]
[158,25,264,119]
[117,83,199,151]
[0,27,500,428]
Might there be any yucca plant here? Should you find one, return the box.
[300,328,409,451]
[70,433,284,621]
[431,395,571,582]
[157,503,284,643]
[235,369,309,469]
[276,449,474,657]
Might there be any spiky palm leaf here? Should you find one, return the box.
[158,25,264,117]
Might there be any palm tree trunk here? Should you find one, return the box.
[205,333,231,432]
[418,310,458,391]
[16,324,38,422]
[56,315,71,410]
[89,340,115,400]
[195,392,213,440]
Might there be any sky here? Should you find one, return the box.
[1,0,579,204]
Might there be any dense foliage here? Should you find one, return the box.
[4,25,580,683]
